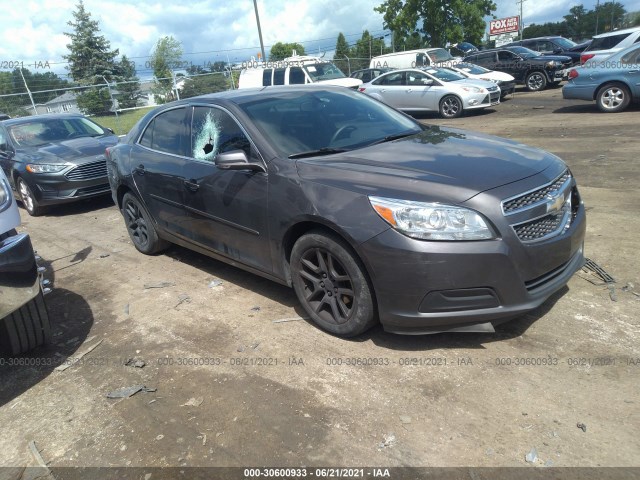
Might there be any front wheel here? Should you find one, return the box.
[525,71,547,91]
[0,292,51,355]
[17,178,44,216]
[121,192,168,254]
[290,232,376,337]
[439,95,463,118]
[597,83,630,113]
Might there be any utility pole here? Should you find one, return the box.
[595,0,600,35]
[253,0,266,63]
[516,0,527,40]
[18,68,37,115]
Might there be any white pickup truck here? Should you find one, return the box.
[0,168,51,354]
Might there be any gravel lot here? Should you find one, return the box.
[1,87,639,475]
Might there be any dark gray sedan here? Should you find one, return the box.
[0,114,119,215]
[106,86,585,337]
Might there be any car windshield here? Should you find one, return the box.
[428,48,455,62]
[238,89,422,157]
[8,117,106,147]
[423,68,466,82]
[554,37,576,49]
[452,63,490,75]
[303,62,347,81]
[507,46,540,57]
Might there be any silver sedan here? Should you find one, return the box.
[358,67,501,118]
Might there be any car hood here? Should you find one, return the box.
[532,54,573,62]
[17,135,119,164]
[295,127,562,204]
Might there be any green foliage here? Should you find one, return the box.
[333,33,351,73]
[76,88,112,116]
[181,73,231,99]
[116,55,140,109]
[63,0,120,83]
[269,42,306,61]
[0,69,70,117]
[375,0,496,49]
[93,107,155,136]
[150,36,184,102]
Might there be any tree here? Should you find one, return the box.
[150,36,183,103]
[269,42,305,61]
[63,0,119,82]
[352,31,386,69]
[333,33,351,73]
[116,55,140,109]
[375,0,496,49]
[181,73,230,99]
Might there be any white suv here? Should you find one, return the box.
[581,27,640,64]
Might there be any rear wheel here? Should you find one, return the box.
[525,71,547,91]
[439,95,463,118]
[122,192,168,254]
[0,292,51,355]
[17,178,44,216]
[596,83,630,113]
[290,232,376,337]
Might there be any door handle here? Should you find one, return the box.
[406,88,413,92]
[184,179,200,192]
[628,70,639,74]
[133,164,145,175]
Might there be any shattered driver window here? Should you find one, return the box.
[191,106,251,162]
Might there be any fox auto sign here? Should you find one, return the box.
[490,16,520,35]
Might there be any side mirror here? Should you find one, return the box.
[422,79,434,86]
[215,150,265,172]
[0,142,13,157]
[105,127,115,134]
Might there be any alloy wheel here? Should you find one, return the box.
[527,73,544,91]
[124,199,150,249]
[441,97,461,118]
[600,87,625,110]
[18,180,35,214]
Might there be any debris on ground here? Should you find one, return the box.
[577,422,587,432]
[533,106,545,109]
[608,285,618,302]
[525,447,538,463]
[251,306,261,311]
[399,415,412,424]
[208,279,223,288]
[54,339,104,372]
[106,385,157,399]
[544,459,554,467]
[580,258,616,285]
[28,440,56,479]
[124,358,146,368]
[123,304,130,315]
[143,281,175,289]
[181,397,204,407]
[237,345,244,353]
[99,253,110,258]
[174,294,191,309]
[272,316,308,323]
[378,433,396,449]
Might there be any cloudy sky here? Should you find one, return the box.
[1,0,639,79]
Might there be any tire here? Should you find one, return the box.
[121,192,168,255]
[290,231,376,337]
[596,83,630,113]
[17,178,44,216]
[439,95,463,119]
[0,292,51,355]
[525,71,547,91]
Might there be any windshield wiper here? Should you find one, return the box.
[367,130,421,146]
[288,147,349,159]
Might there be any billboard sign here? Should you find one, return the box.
[490,16,520,36]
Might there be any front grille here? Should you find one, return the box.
[490,92,500,103]
[502,170,571,215]
[525,258,572,292]
[487,86,499,92]
[513,213,564,241]
[74,183,110,197]
[66,160,107,181]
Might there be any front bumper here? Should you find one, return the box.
[0,232,44,319]
[359,173,586,334]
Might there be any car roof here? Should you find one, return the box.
[593,26,640,38]
[2,113,88,126]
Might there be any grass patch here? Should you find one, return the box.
[93,107,155,135]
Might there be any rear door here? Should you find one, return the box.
[132,107,190,237]
[621,45,640,97]
[181,105,271,273]
[370,71,407,108]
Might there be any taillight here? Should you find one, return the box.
[580,53,595,64]
[358,87,366,92]
[568,69,579,79]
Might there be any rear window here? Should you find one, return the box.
[262,69,272,86]
[587,33,631,51]
[274,68,286,85]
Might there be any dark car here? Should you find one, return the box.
[107,86,585,337]
[505,37,582,65]
[463,46,573,91]
[350,68,393,83]
[0,114,119,216]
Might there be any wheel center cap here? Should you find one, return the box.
[323,278,335,291]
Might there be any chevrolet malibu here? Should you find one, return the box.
[0,114,119,216]
[106,86,585,337]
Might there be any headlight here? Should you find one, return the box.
[369,196,494,240]
[0,177,12,212]
[461,86,486,93]
[545,61,560,68]
[26,163,67,174]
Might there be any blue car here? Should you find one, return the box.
[563,43,640,112]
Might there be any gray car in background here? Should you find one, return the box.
[563,43,640,112]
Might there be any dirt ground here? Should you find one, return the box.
[1,86,639,476]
